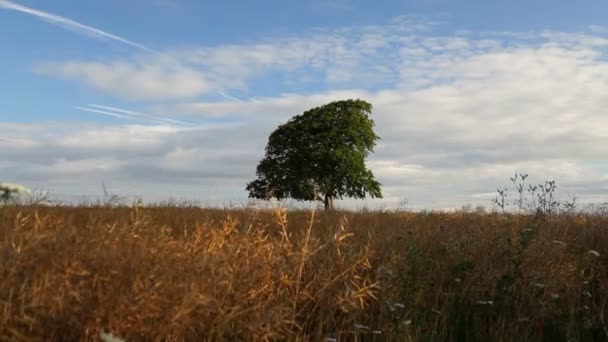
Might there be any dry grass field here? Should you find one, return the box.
[1,204,607,341]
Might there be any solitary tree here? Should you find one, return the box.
[246,99,382,210]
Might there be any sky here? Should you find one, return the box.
[2,0,608,210]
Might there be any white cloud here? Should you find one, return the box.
[6,15,608,208]
[34,15,432,100]
[137,30,608,207]
[35,157,126,175]
[36,60,210,100]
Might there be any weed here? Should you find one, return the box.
[0,206,607,340]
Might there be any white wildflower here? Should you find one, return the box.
[100,331,125,342]
[372,330,383,334]
[476,300,494,305]
[534,283,546,289]
[583,291,593,298]
[551,293,560,300]
[552,240,567,247]
[0,183,30,193]
[354,323,370,330]
[402,320,412,326]
[394,303,405,310]
[0,182,30,203]
[0,182,30,194]
[454,277,462,283]
[588,250,600,258]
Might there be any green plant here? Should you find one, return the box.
[100,181,126,207]
[492,187,508,214]
[537,180,558,215]
[510,172,528,213]
[492,174,566,215]
[246,99,383,210]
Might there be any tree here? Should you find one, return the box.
[246,99,383,210]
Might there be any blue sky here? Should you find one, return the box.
[2,0,608,209]
[2,0,605,122]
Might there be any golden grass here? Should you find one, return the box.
[0,205,607,341]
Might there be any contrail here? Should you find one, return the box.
[76,106,134,120]
[88,104,195,126]
[77,105,194,127]
[0,0,153,52]
[218,91,243,103]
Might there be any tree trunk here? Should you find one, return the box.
[324,193,334,211]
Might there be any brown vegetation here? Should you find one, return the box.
[1,205,607,341]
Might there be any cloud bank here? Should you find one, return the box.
[4,11,608,208]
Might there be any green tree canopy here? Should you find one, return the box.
[246,99,382,210]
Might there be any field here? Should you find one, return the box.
[1,205,607,341]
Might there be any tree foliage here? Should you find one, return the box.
[246,99,382,210]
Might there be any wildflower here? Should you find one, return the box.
[372,330,383,335]
[100,331,125,342]
[551,293,560,300]
[454,277,462,283]
[583,291,592,298]
[387,301,404,312]
[0,182,31,194]
[0,182,31,202]
[588,250,600,258]
[534,283,546,289]
[354,323,370,330]
[476,300,494,305]
[402,320,412,326]
[552,240,567,247]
